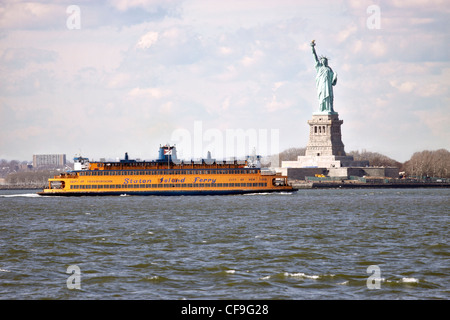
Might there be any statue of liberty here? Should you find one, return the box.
[311,40,337,114]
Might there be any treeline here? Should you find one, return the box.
[3,170,60,186]
[347,149,402,168]
[402,149,450,178]
[272,148,450,178]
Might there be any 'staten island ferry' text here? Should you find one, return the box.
[38,145,293,196]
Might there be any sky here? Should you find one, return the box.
[0,0,449,163]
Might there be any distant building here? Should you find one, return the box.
[33,154,66,169]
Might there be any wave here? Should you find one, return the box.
[245,192,294,196]
[0,193,41,198]
[260,272,335,281]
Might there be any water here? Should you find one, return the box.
[0,188,448,300]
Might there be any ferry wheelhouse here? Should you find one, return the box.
[38,145,292,196]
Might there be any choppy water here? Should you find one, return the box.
[0,188,448,300]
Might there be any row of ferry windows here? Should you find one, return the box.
[78,169,259,176]
[70,182,268,189]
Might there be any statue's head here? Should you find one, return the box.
[320,56,328,66]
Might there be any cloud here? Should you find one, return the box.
[1,47,57,69]
[136,31,159,49]
[0,1,63,29]
[128,87,170,99]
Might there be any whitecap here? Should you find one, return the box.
[284,272,320,280]
[0,193,41,198]
[401,277,419,284]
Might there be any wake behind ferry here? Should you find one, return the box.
[38,145,293,196]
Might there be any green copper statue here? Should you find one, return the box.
[311,40,337,114]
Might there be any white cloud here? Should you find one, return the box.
[128,87,170,99]
[136,31,159,49]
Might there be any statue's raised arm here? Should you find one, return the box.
[311,40,319,64]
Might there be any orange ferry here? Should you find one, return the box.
[38,145,293,196]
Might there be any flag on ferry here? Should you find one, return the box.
[164,148,172,155]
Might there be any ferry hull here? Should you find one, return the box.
[38,188,294,197]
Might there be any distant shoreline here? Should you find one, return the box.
[0,186,43,190]
[292,181,450,189]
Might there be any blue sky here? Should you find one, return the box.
[0,0,449,163]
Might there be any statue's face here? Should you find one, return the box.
[321,58,328,66]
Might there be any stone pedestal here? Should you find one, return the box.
[305,113,345,157]
[280,112,369,170]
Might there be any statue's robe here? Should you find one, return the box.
[315,61,337,113]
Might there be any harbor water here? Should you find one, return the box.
[0,188,448,300]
